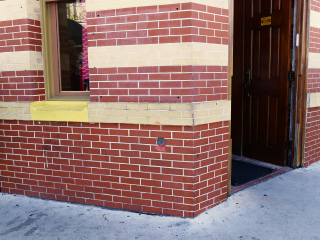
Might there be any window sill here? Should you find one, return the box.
[48,95,90,101]
[30,101,89,122]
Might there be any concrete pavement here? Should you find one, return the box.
[1,161,320,240]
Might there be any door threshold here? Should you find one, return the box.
[231,155,292,194]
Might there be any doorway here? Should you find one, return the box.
[230,0,296,189]
[231,0,293,165]
[228,0,310,194]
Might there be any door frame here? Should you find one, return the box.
[227,0,310,195]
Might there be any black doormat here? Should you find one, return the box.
[231,159,274,186]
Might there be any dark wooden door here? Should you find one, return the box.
[242,0,292,165]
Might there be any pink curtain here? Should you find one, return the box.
[81,0,89,90]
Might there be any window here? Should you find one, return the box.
[42,0,89,99]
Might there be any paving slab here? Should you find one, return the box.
[1,161,320,240]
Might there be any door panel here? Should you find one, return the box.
[249,95,260,144]
[242,0,291,165]
[273,0,282,12]
[253,0,261,16]
[252,30,261,78]
[267,96,278,147]
[271,27,281,77]
[260,28,271,79]
[261,0,271,13]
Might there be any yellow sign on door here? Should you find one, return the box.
[261,16,271,26]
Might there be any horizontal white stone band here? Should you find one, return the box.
[0,0,40,22]
[0,102,31,121]
[310,10,320,29]
[87,0,228,12]
[0,51,43,72]
[88,43,229,68]
[308,52,320,69]
[0,100,231,126]
[308,92,320,108]
[88,100,231,125]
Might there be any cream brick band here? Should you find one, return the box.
[310,10,320,28]
[0,51,43,71]
[308,52,320,69]
[193,100,230,125]
[0,102,31,121]
[87,0,228,12]
[88,100,231,125]
[0,0,40,22]
[88,43,228,68]
[0,100,231,126]
[308,92,320,108]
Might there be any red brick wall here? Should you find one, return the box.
[87,3,229,104]
[0,19,42,53]
[90,65,228,103]
[308,0,320,92]
[307,69,320,93]
[0,3,229,104]
[87,3,229,47]
[0,70,45,102]
[305,107,320,166]
[193,122,228,215]
[0,119,229,217]
[311,0,320,12]
[309,26,320,54]
[0,18,43,102]
[308,17,320,93]
[307,14,320,92]
[0,1,230,217]
[305,0,320,166]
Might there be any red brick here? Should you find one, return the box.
[159,36,180,43]
[116,7,137,16]
[127,14,148,23]
[170,11,192,19]
[25,191,40,198]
